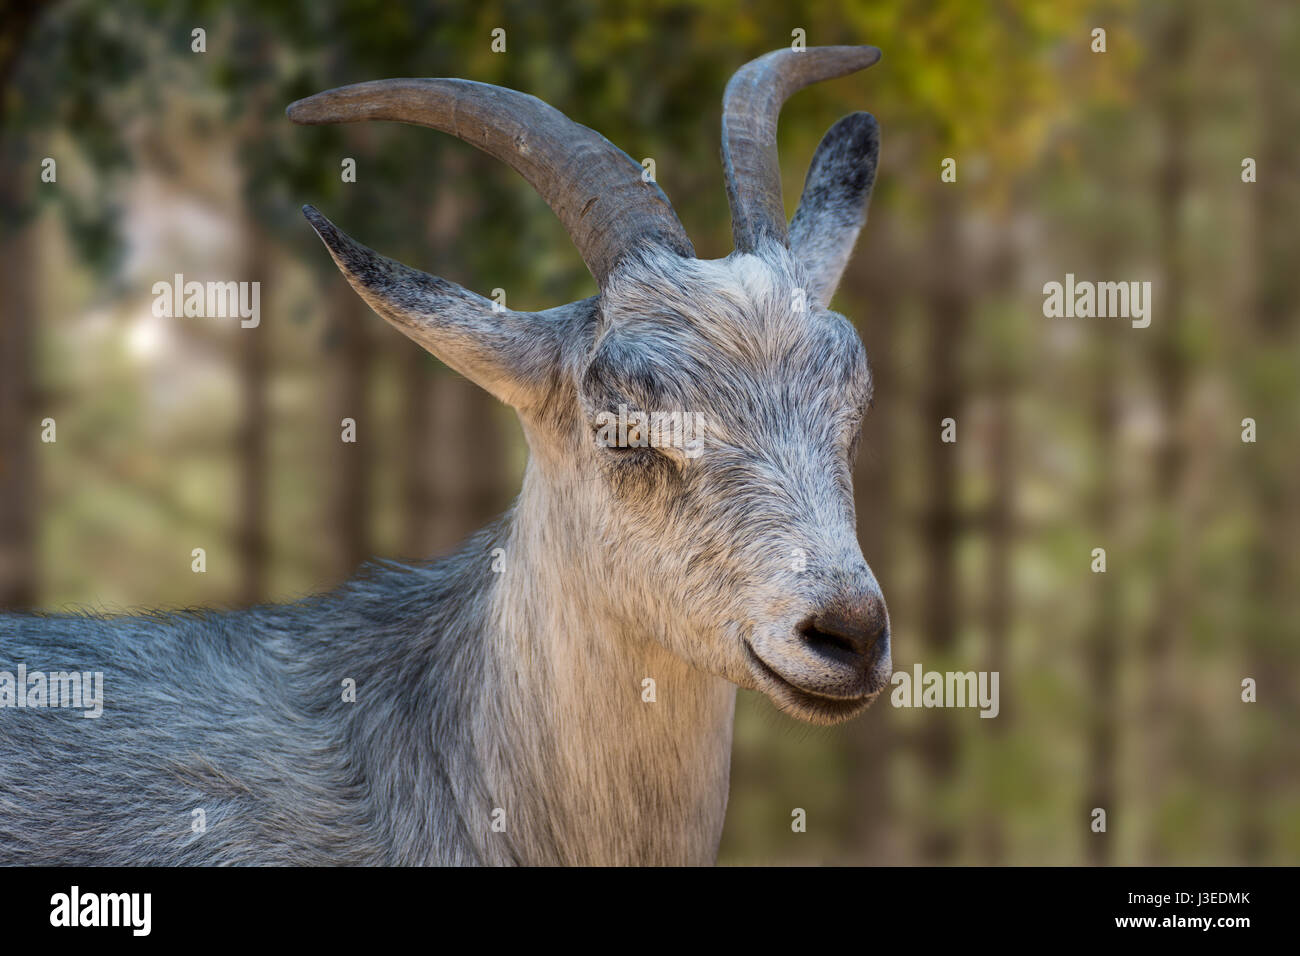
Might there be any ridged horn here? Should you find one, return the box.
[721,46,881,251]
[288,77,695,285]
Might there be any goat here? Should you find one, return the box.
[0,46,889,865]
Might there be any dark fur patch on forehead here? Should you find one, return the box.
[581,334,688,413]
[587,244,870,408]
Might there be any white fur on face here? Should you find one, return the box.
[523,242,886,724]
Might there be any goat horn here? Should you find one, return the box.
[721,46,881,252]
[288,78,695,286]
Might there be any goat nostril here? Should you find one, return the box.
[795,616,857,660]
[797,609,886,663]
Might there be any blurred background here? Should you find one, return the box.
[1,0,1297,864]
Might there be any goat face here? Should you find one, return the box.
[572,246,889,723]
[291,46,887,724]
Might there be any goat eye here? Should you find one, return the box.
[593,426,639,455]
[591,407,656,455]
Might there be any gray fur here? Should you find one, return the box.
[0,48,887,865]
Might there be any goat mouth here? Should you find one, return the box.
[742,641,878,723]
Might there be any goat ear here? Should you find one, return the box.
[304,205,561,411]
[788,112,879,309]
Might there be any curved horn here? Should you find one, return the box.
[288,78,694,285]
[721,46,881,252]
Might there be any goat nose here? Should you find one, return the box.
[796,595,889,665]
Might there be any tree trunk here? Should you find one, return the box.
[401,359,510,559]
[400,345,437,559]
[236,225,269,606]
[0,204,38,610]
[1140,7,1192,862]
[1238,0,1298,863]
[979,223,1019,864]
[845,210,899,863]
[0,0,44,609]
[331,294,371,579]
[1083,323,1120,866]
[918,185,968,862]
